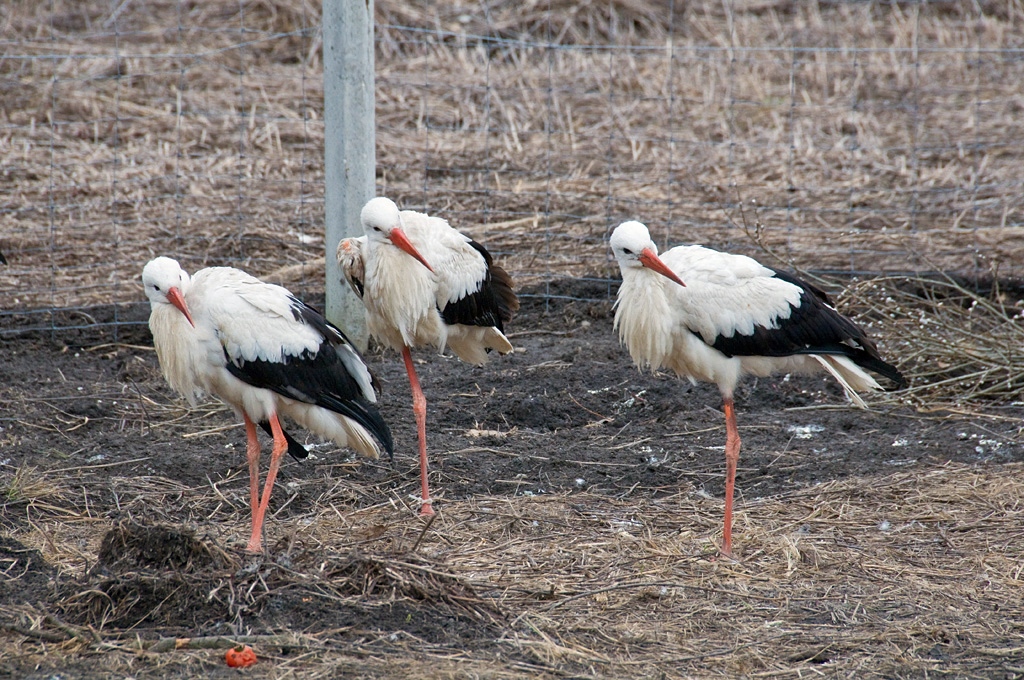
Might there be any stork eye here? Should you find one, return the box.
[153,284,161,291]
[622,248,634,255]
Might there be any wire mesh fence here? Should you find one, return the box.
[3,0,1024,340]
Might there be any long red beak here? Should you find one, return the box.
[167,287,195,327]
[389,227,434,273]
[639,248,686,287]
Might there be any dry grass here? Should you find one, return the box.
[3,0,1024,311]
[2,460,1023,677]
[842,273,1024,410]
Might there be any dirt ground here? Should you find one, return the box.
[2,279,1023,678]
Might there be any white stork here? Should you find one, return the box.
[609,221,906,556]
[337,196,519,516]
[141,257,393,553]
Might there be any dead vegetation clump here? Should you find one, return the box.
[840,273,1024,410]
[95,522,229,572]
[56,519,501,638]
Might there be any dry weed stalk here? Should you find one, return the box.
[841,272,1024,410]
[728,196,1024,413]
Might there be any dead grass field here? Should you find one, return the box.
[4,0,1024,312]
[3,0,1024,677]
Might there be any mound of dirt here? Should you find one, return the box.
[59,524,236,630]
[96,523,229,572]
[61,524,502,644]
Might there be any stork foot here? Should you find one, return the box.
[419,502,435,517]
[710,546,739,562]
[243,518,264,557]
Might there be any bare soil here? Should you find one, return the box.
[2,280,1023,678]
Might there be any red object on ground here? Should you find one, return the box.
[225,644,257,668]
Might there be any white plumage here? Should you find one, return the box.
[142,256,392,553]
[337,196,519,516]
[340,201,515,363]
[610,221,905,556]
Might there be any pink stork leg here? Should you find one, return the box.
[241,415,262,549]
[722,397,741,557]
[245,412,290,553]
[402,346,434,517]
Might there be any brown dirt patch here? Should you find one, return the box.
[1,285,1023,677]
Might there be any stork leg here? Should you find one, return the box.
[246,413,290,554]
[402,346,434,517]
[722,397,741,557]
[241,415,262,550]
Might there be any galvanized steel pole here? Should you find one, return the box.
[323,0,374,351]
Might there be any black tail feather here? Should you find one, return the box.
[258,420,309,461]
[443,240,518,331]
[226,344,394,461]
[795,343,907,389]
[314,393,395,461]
[852,354,907,390]
[488,261,520,324]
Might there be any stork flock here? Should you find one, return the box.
[143,197,904,557]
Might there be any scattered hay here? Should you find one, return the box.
[58,520,500,638]
[4,0,1024,329]
[5,452,1024,676]
[3,0,1024,676]
[0,465,66,510]
[314,550,499,615]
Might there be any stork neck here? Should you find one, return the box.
[635,267,673,304]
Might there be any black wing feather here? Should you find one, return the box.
[225,300,394,458]
[440,240,520,330]
[702,268,906,389]
[348,273,364,298]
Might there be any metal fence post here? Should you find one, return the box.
[323,0,374,351]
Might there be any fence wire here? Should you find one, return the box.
[3,0,1024,340]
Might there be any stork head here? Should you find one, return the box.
[609,221,686,287]
[360,196,435,273]
[142,256,195,327]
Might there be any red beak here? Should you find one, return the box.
[639,248,686,287]
[167,287,195,327]
[389,227,434,273]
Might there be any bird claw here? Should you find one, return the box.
[709,547,740,563]
[235,554,265,575]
